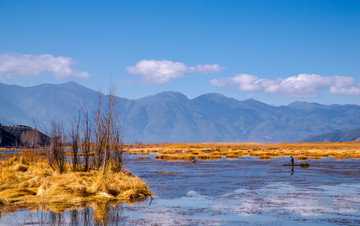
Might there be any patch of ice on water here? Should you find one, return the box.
[212,182,360,217]
[186,190,200,197]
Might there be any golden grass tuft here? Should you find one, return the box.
[0,156,153,215]
[197,154,222,160]
[155,154,195,161]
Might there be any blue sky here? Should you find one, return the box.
[0,0,359,105]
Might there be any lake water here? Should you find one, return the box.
[1,155,360,225]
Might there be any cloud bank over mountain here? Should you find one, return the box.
[211,73,360,98]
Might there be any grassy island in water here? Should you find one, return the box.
[0,155,152,214]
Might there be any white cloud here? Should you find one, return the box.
[211,73,360,98]
[126,59,223,84]
[189,64,224,74]
[331,76,360,95]
[0,53,90,79]
[278,74,332,98]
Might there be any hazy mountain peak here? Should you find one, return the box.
[244,98,260,103]
[140,91,189,103]
[192,93,241,106]
[194,93,228,100]
[61,81,81,87]
[288,101,322,108]
[244,98,271,107]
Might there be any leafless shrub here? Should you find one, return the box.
[44,83,124,174]
[93,84,124,175]
[94,91,105,170]
[82,102,92,172]
[20,130,41,148]
[48,120,66,174]
[111,125,125,172]
[71,111,81,171]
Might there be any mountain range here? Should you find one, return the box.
[303,126,360,143]
[1,81,360,143]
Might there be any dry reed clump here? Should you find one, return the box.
[0,156,153,213]
[296,156,308,161]
[124,142,360,161]
[197,153,222,160]
[155,154,195,161]
[136,156,150,160]
[225,153,239,159]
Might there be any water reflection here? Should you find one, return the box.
[0,203,129,225]
[50,212,63,225]
[70,209,78,225]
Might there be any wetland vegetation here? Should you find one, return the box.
[125,142,360,160]
[1,148,360,225]
[0,155,151,211]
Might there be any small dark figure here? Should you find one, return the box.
[290,156,295,166]
[191,156,197,164]
[291,166,294,175]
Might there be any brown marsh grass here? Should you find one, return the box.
[125,142,360,160]
[0,155,152,217]
[155,154,195,161]
[137,156,150,160]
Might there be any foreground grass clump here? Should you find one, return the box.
[0,156,152,213]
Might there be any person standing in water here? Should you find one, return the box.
[290,156,295,175]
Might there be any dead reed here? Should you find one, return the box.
[0,156,152,214]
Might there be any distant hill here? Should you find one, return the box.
[1,82,360,143]
[0,123,49,147]
[303,126,360,143]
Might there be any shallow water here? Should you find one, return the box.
[1,155,360,225]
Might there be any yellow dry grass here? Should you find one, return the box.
[155,154,195,161]
[0,156,153,217]
[126,142,360,160]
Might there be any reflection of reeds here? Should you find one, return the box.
[155,171,177,174]
[0,156,152,217]
[124,142,360,161]
[136,156,150,160]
